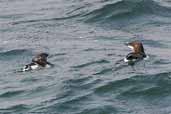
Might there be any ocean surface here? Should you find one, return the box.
[0,0,171,114]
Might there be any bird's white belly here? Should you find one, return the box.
[124,58,129,62]
[30,64,39,70]
[45,64,51,68]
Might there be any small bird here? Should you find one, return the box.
[124,41,148,65]
[23,53,53,71]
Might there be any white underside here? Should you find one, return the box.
[127,45,134,50]
[30,64,39,70]
[22,68,29,72]
[124,58,137,63]
[124,58,129,62]
[23,64,52,72]
[45,64,51,68]
[124,55,149,63]
[31,64,52,69]
[124,45,134,63]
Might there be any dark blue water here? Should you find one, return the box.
[1,0,171,114]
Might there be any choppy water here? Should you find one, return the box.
[0,0,171,114]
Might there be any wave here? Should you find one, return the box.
[0,49,32,61]
[72,59,109,69]
[0,90,25,98]
[9,0,171,28]
[12,14,81,25]
[0,104,29,114]
[94,72,171,98]
[81,0,171,23]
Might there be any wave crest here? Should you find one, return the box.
[81,0,171,23]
